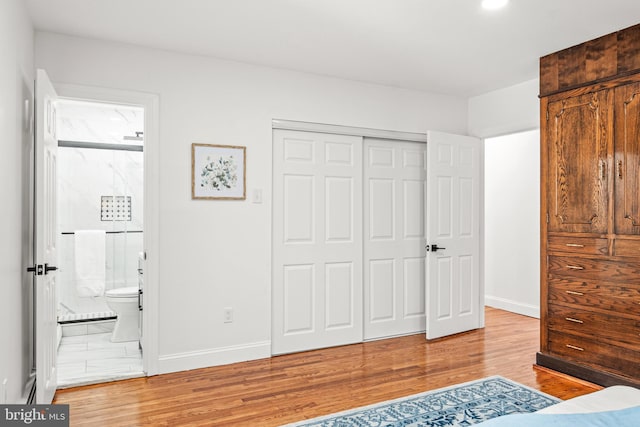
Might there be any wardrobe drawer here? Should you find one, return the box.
[547,304,640,348]
[614,239,640,258]
[547,256,640,283]
[547,331,640,378]
[548,279,640,315]
[548,236,608,255]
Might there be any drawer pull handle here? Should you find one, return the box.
[565,317,584,324]
[565,265,584,270]
[566,344,584,351]
[565,243,585,248]
[565,290,584,296]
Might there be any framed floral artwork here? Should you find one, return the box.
[191,143,246,200]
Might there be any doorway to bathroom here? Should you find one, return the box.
[55,99,145,387]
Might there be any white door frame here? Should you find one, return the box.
[55,83,160,375]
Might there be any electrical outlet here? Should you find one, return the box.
[223,307,233,323]
[1,378,7,404]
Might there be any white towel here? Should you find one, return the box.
[75,230,106,297]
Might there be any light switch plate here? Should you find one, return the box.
[252,189,263,204]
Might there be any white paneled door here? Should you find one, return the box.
[425,131,481,340]
[35,69,59,403]
[272,129,363,355]
[364,139,426,339]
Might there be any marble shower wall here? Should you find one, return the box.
[57,146,143,315]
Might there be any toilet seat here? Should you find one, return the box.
[105,286,138,298]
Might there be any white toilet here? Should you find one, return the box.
[105,286,140,342]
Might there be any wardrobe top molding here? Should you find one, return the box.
[540,22,640,97]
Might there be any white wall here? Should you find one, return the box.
[35,32,468,373]
[0,0,34,404]
[468,78,539,138]
[468,79,541,318]
[484,130,540,318]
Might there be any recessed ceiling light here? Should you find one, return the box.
[482,0,509,10]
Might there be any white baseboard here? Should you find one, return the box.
[485,296,539,319]
[157,341,271,374]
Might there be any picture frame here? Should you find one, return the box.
[191,143,246,200]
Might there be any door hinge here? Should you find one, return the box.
[27,264,44,275]
[546,212,549,223]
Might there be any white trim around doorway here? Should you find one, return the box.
[54,83,160,375]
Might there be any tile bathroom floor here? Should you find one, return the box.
[57,332,143,388]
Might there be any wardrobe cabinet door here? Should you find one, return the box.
[544,90,612,234]
[615,82,640,236]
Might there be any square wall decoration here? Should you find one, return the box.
[191,143,246,200]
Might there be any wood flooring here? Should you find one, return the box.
[53,307,601,426]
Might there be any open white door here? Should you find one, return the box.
[425,131,481,340]
[34,69,59,403]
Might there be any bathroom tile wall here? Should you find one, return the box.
[57,146,143,315]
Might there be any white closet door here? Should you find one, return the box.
[364,139,427,340]
[272,129,363,355]
[425,131,481,340]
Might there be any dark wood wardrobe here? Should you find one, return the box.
[537,23,640,387]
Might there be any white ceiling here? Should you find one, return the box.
[26,0,640,97]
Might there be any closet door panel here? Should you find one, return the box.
[615,82,640,235]
[545,90,612,234]
[364,139,427,340]
[273,129,363,355]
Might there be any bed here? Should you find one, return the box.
[537,385,640,414]
[477,385,640,426]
